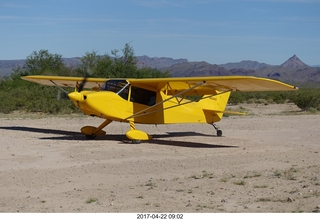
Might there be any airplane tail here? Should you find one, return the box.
[197,91,231,123]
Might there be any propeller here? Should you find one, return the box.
[77,68,92,92]
[69,68,93,102]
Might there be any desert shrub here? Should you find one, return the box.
[0,44,170,114]
[228,92,246,104]
[0,91,16,113]
[229,91,294,105]
[0,76,77,114]
[291,89,320,111]
[246,98,255,104]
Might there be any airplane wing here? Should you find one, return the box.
[21,75,107,89]
[127,76,297,95]
[21,75,297,94]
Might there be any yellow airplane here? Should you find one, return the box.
[21,75,297,143]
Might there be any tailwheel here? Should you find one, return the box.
[211,123,223,137]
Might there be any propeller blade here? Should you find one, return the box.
[77,77,87,92]
[77,68,92,92]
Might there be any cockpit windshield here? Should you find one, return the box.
[101,80,127,92]
[101,80,129,100]
[100,80,156,105]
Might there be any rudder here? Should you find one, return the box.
[197,91,231,122]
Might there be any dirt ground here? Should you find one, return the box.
[0,103,319,213]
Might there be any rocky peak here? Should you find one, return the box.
[280,54,308,68]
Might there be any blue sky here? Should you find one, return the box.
[1,0,320,65]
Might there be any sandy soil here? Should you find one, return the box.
[0,103,319,213]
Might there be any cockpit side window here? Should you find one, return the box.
[130,86,156,106]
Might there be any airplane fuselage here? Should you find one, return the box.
[69,85,228,125]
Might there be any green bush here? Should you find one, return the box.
[0,77,77,114]
[229,91,293,105]
[228,89,320,112]
[0,45,170,114]
[291,89,320,111]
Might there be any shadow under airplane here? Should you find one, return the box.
[0,126,239,149]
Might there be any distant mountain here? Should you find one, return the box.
[163,55,320,83]
[162,62,256,78]
[0,56,187,77]
[0,58,81,77]
[0,59,26,77]
[280,54,308,68]
[220,60,273,70]
[62,57,82,68]
[137,55,188,69]
[1,54,320,83]
[160,61,230,77]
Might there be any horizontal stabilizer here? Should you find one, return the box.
[216,110,247,115]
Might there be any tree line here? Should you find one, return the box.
[0,43,319,114]
[0,44,170,114]
[229,89,320,112]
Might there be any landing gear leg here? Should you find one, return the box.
[129,121,141,144]
[211,123,222,137]
[81,119,112,140]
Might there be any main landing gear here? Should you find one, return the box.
[81,119,151,143]
[211,123,222,137]
[81,119,112,140]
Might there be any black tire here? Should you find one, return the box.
[217,130,222,137]
[85,134,96,140]
[132,140,141,144]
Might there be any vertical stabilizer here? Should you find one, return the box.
[197,91,231,122]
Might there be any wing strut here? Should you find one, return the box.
[127,89,233,119]
[125,81,206,120]
[50,80,71,94]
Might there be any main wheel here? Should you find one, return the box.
[132,140,141,144]
[217,130,222,137]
